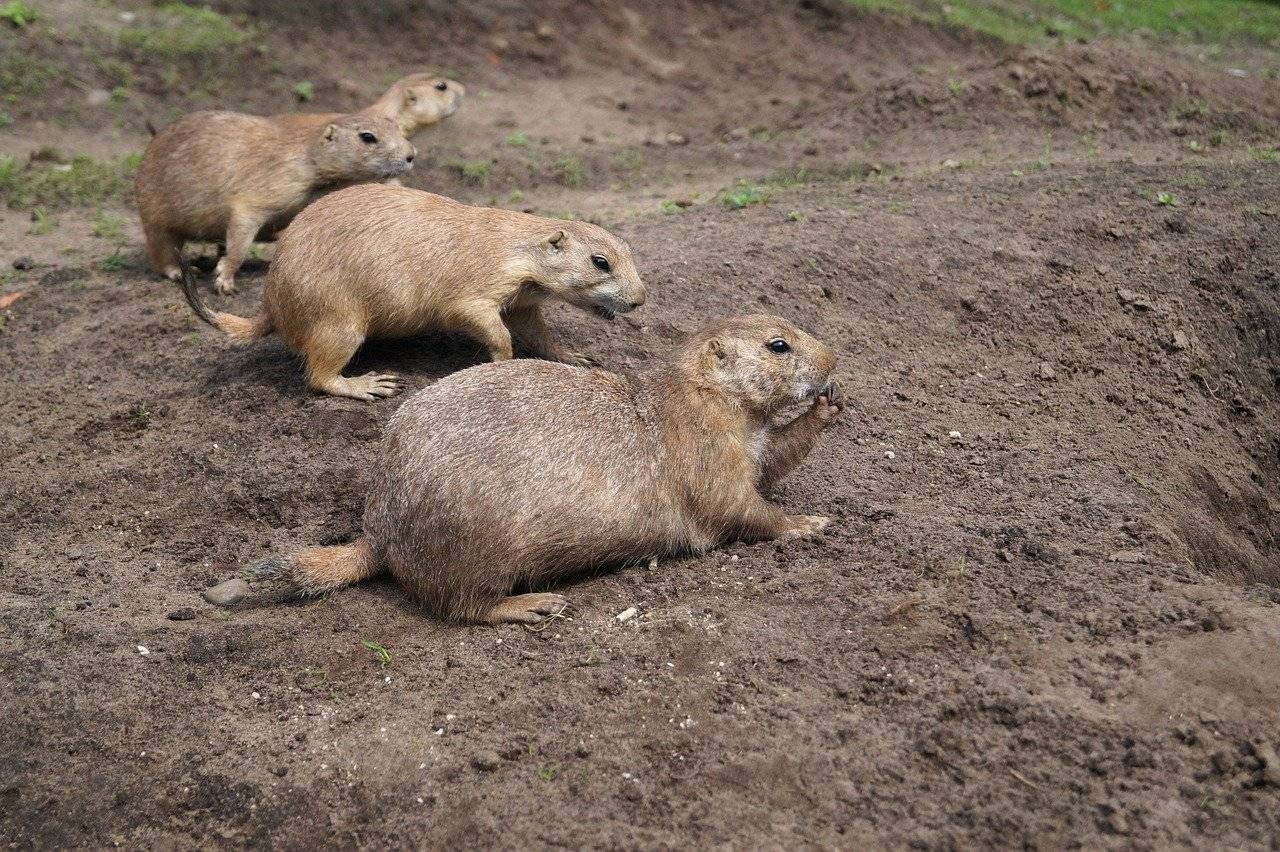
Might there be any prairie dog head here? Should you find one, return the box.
[312,116,416,181]
[531,223,647,320]
[687,314,837,413]
[390,74,466,134]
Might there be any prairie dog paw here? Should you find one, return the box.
[213,259,236,295]
[781,514,830,539]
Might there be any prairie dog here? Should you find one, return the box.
[180,183,648,401]
[271,73,465,139]
[137,112,416,294]
[237,315,840,625]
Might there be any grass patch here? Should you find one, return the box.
[0,0,38,27]
[554,156,587,188]
[291,80,314,102]
[718,181,771,209]
[119,3,254,59]
[28,206,55,235]
[504,131,530,147]
[844,0,1280,45]
[360,640,392,668]
[612,148,644,171]
[92,210,127,244]
[0,152,141,209]
[763,163,869,188]
[1,55,55,100]
[447,159,492,186]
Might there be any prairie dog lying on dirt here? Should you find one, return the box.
[271,73,465,139]
[234,315,840,625]
[137,112,416,294]
[180,183,647,401]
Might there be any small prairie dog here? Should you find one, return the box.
[180,183,648,401]
[137,112,416,294]
[271,73,465,139]
[239,315,840,625]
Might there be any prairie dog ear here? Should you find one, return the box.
[707,338,727,361]
[546,230,567,251]
[323,123,337,141]
[403,90,419,107]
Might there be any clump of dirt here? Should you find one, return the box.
[2,0,1280,848]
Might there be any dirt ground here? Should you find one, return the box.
[3,1,1280,848]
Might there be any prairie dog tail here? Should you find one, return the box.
[178,259,274,343]
[254,538,382,596]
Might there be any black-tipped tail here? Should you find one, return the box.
[178,258,219,329]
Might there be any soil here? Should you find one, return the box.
[2,1,1280,848]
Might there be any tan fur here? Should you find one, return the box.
[136,111,416,294]
[273,315,841,624]
[289,539,379,595]
[270,73,465,139]
[185,183,648,401]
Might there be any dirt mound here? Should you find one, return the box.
[3,1,1280,848]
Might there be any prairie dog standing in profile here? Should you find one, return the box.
[180,183,647,401]
[224,315,841,625]
[136,112,416,294]
[271,73,465,141]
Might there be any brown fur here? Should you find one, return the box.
[136,111,416,294]
[184,183,648,401]
[270,73,465,139]
[258,315,840,624]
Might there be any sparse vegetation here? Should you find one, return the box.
[361,640,392,668]
[718,181,771,209]
[27,206,55,235]
[504,131,530,147]
[0,153,141,209]
[612,148,643,171]
[1,55,55,100]
[845,0,1280,45]
[447,159,492,187]
[292,81,315,102]
[1155,191,1179,207]
[92,210,127,244]
[0,0,38,28]
[1248,145,1279,163]
[99,249,131,272]
[119,3,255,59]
[554,156,587,188]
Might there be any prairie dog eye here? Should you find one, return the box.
[766,338,790,354]
[358,131,378,144]
[591,255,611,273]
[434,80,448,91]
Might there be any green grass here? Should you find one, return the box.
[1,55,55,100]
[554,156,587,188]
[718,181,772,209]
[0,0,38,27]
[447,159,492,186]
[845,0,1280,45]
[360,640,392,668]
[92,210,127,244]
[0,152,141,209]
[119,3,254,59]
[504,131,530,148]
[291,80,314,102]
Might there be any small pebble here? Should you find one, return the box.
[616,606,638,623]
[136,645,150,655]
[12,256,33,271]
[471,751,501,772]
[885,451,895,459]
[167,607,197,621]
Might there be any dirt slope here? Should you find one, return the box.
[2,1,1280,848]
